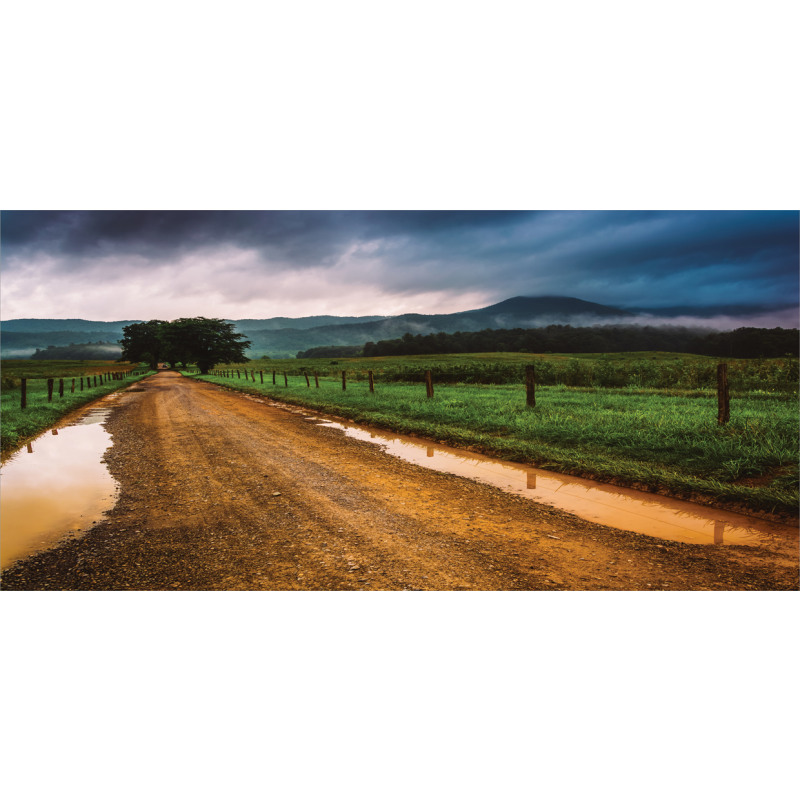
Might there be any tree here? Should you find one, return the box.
[119,320,167,369]
[160,317,251,373]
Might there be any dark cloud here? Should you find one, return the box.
[1,210,797,321]
[1,210,537,264]
[2,210,356,266]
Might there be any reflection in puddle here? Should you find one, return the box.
[315,420,798,547]
[0,408,118,569]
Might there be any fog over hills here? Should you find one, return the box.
[1,296,796,359]
[243,297,633,357]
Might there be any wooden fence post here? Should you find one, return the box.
[425,370,434,398]
[314,372,319,388]
[21,378,27,410]
[93,376,97,387]
[59,378,64,397]
[368,370,375,393]
[284,372,288,387]
[525,365,536,407]
[80,377,84,391]
[342,370,347,391]
[72,378,75,393]
[260,371,264,383]
[47,378,54,401]
[272,371,276,384]
[251,370,256,382]
[304,372,310,387]
[237,369,241,379]
[717,363,730,425]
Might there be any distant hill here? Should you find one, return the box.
[30,341,123,360]
[1,329,133,359]
[231,315,387,332]
[241,296,633,357]
[0,297,635,358]
[1,298,631,358]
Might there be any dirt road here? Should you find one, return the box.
[2,372,797,590]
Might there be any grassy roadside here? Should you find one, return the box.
[1,369,154,457]
[193,371,799,516]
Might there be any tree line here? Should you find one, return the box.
[119,318,250,373]
[32,341,121,360]
[361,325,799,359]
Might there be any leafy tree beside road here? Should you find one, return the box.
[120,317,250,373]
[162,317,250,373]
[118,320,167,370]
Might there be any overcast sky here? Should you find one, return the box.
[1,210,797,324]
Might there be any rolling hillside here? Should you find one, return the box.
[240,296,632,357]
[1,296,633,358]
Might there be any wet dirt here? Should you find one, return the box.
[311,420,798,548]
[1,372,797,590]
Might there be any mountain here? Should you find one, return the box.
[0,297,633,359]
[231,315,388,332]
[240,296,633,357]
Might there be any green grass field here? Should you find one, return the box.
[221,351,799,392]
[1,360,151,456]
[195,353,799,515]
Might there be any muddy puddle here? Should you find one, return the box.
[298,414,796,548]
[0,399,120,569]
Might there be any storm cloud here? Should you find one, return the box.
[1,210,797,323]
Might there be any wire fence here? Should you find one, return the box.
[4,368,148,410]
